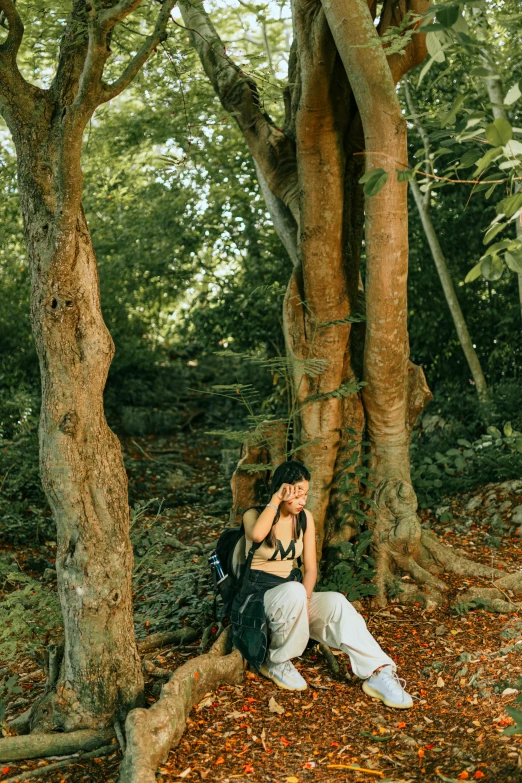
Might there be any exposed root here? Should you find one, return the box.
[420,530,504,578]
[114,718,126,753]
[373,478,510,610]
[142,660,172,679]
[118,629,243,783]
[1,743,117,783]
[199,621,216,654]
[136,626,199,654]
[0,728,115,762]
[7,705,35,736]
[317,642,342,679]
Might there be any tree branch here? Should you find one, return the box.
[179,0,299,221]
[0,0,23,63]
[101,0,176,101]
[378,0,430,85]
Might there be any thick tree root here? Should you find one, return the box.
[1,743,117,783]
[118,630,243,783]
[0,728,115,762]
[457,571,522,612]
[136,626,199,654]
[373,479,508,610]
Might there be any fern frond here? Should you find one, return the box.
[318,314,366,328]
[237,463,275,473]
[302,379,366,406]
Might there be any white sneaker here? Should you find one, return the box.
[362,665,413,709]
[260,659,308,691]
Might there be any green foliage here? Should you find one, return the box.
[412,417,522,507]
[0,387,53,544]
[359,168,389,197]
[452,597,494,615]
[504,686,522,734]
[0,554,62,664]
[318,532,378,601]
[130,502,213,635]
[0,674,22,725]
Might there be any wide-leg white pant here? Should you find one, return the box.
[263,581,394,679]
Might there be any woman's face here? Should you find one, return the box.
[283,479,310,514]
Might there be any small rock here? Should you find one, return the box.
[435,624,447,636]
[466,496,482,511]
[436,676,445,688]
[502,688,519,696]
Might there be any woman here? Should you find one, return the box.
[231,460,412,709]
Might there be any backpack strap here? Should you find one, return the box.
[238,538,261,601]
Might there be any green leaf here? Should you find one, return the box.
[436,4,460,28]
[483,222,506,245]
[396,168,414,182]
[505,82,522,106]
[441,94,466,127]
[359,168,389,197]
[505,252,522,274]
[504,421,513,437]
[515,437,522,453]
[458,149,482,168]
[471,66,492,78]
[485,118,513,147]
[473,146,502,176]
[464,261,483,284]
[426,31,446,63]
[496,193,522,218]
[481,256,504,281]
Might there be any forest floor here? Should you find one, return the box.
[2,429,522,783]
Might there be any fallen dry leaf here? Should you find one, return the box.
[269,696,284,715]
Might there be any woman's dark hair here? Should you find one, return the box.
[263,460,311,547]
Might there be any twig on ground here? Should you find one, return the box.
[1,743,117,783]
[131,439,160,462]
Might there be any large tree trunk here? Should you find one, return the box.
[181,0,515,612]
[14,125,143,731]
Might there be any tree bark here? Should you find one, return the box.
[0,0,174,734]
[119,631,243,783]
[16,146,143,729]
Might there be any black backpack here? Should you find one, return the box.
[208,522,260,618]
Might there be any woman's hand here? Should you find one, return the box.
[271,483,298,505]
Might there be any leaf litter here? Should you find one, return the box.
[2,433,522,781]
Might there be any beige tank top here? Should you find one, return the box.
[246,524,304,578]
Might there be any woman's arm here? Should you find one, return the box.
[302,510,317,598]
[243,484,298,543]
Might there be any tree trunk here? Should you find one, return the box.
[409,180,488,401]
[15,127,143,731]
